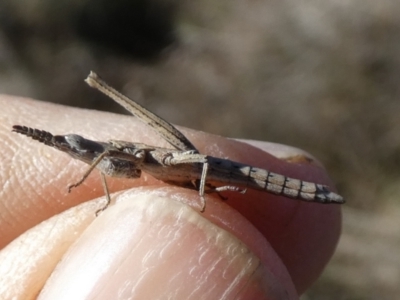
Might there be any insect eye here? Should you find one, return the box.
[65,135,105,153]
[65,134,85,148]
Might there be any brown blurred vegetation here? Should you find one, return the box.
[0,0,399,298]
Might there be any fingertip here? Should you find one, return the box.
[38,191,297,299]
[190,135,343,293]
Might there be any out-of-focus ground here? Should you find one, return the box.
[0,0,399,298]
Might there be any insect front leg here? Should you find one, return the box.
[68,149,145,191]
[68,150,113,192]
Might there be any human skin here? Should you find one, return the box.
[0,96,342,299]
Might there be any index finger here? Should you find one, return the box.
[0,95,341,293]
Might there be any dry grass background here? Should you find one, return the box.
[1,0,399,298]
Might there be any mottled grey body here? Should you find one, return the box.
[12,72,344,212]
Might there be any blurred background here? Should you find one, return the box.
[0,0,399,298]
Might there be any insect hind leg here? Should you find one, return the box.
[205,185,247,198]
